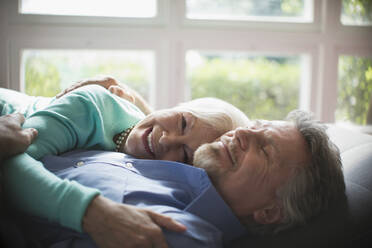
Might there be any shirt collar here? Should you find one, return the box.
[185,181,247,244]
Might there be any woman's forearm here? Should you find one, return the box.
[2,153,100,231]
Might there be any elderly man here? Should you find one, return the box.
[9,110,345,248]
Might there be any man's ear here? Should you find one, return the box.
[252,203,282,225]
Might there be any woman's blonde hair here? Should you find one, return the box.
[174,97,250,135]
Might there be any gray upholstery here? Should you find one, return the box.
[229,125,372,248]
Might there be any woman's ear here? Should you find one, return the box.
[252,203,283,225]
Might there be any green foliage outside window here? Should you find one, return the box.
[24,51,150,100]
[25,56,61,97]
[189,57,300,120]
[187,0,304,17]
[24,52,372,124]
[337,56,372,125]
[281,0,304,16]
[342,0,372,25]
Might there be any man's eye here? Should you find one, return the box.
[262,146,268,157]
[181,115,187,132]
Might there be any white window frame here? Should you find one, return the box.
[10,0,168,26]
[182,0,320,31]
[1,0,372,122]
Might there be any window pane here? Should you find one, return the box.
[337,56,372,125]
[341,0,372,26]
[187,51,304,120]
[22,50,154,101]
[186,0,313,22]
[20,0,157,18]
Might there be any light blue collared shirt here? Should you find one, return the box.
[20,150,247,248]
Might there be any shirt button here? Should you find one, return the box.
[125,162,133,168]
[76,161,85,167]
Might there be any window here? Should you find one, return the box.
[341,0,372,26]
[22,50,155,101]
[187,51,305,120]
[20,0,157,18]
[2,1,372,123]
[337,56,372,125]
[186,0,313,22]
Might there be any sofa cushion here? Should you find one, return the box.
[229,125,372,248]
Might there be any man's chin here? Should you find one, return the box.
[193,143,221,175]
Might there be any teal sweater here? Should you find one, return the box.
[1,85,145,232]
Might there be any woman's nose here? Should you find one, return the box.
[159,131,182,150]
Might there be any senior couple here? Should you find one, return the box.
[0,77,345,248]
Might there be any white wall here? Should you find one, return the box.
[0,0,371,122]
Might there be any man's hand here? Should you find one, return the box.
[83,195,186,248]
[0,113,38,161]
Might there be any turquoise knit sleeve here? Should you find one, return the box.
[2,153,100,231]
[2,85,145,231]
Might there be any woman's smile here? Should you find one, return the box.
[143,127,155,158]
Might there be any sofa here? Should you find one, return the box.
[229,125,372,248]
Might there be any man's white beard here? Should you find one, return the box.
[193,142,224,183]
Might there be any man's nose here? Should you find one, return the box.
[234,126,264,150]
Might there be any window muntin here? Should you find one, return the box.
[341,0,372,26]
[186,0,313,23]
[22,50,155,101]
[186,51,305,120]
[337,55,372,125]
[20,0,157,18]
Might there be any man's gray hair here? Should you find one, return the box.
[246,110,345,235]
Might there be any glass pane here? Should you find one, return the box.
[22,50,155,101]
[341,0,372,26]
[187,51,303,120]
[337,56,372,125]
[186,0,313,22]
[20,0,157,18]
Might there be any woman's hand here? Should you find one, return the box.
[83,195,187,248]
[56,76,119,99]
[56,76,153,115]
[0,113,38,162]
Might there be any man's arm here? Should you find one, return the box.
[155,208,224,248]
[0,113,38,162]
[83,196,186,248]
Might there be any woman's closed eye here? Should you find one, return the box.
[180,114,188,163]
[181,114,187,132]
[183,146,189,163]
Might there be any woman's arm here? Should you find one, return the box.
[2,85,144,231]
[56,76,153,115]
[2,85,186,248]
[3,153,99,230]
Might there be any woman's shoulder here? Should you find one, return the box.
[61,85,115,105]
[69,84,109,97]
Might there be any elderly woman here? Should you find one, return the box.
[0,77,249,248]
